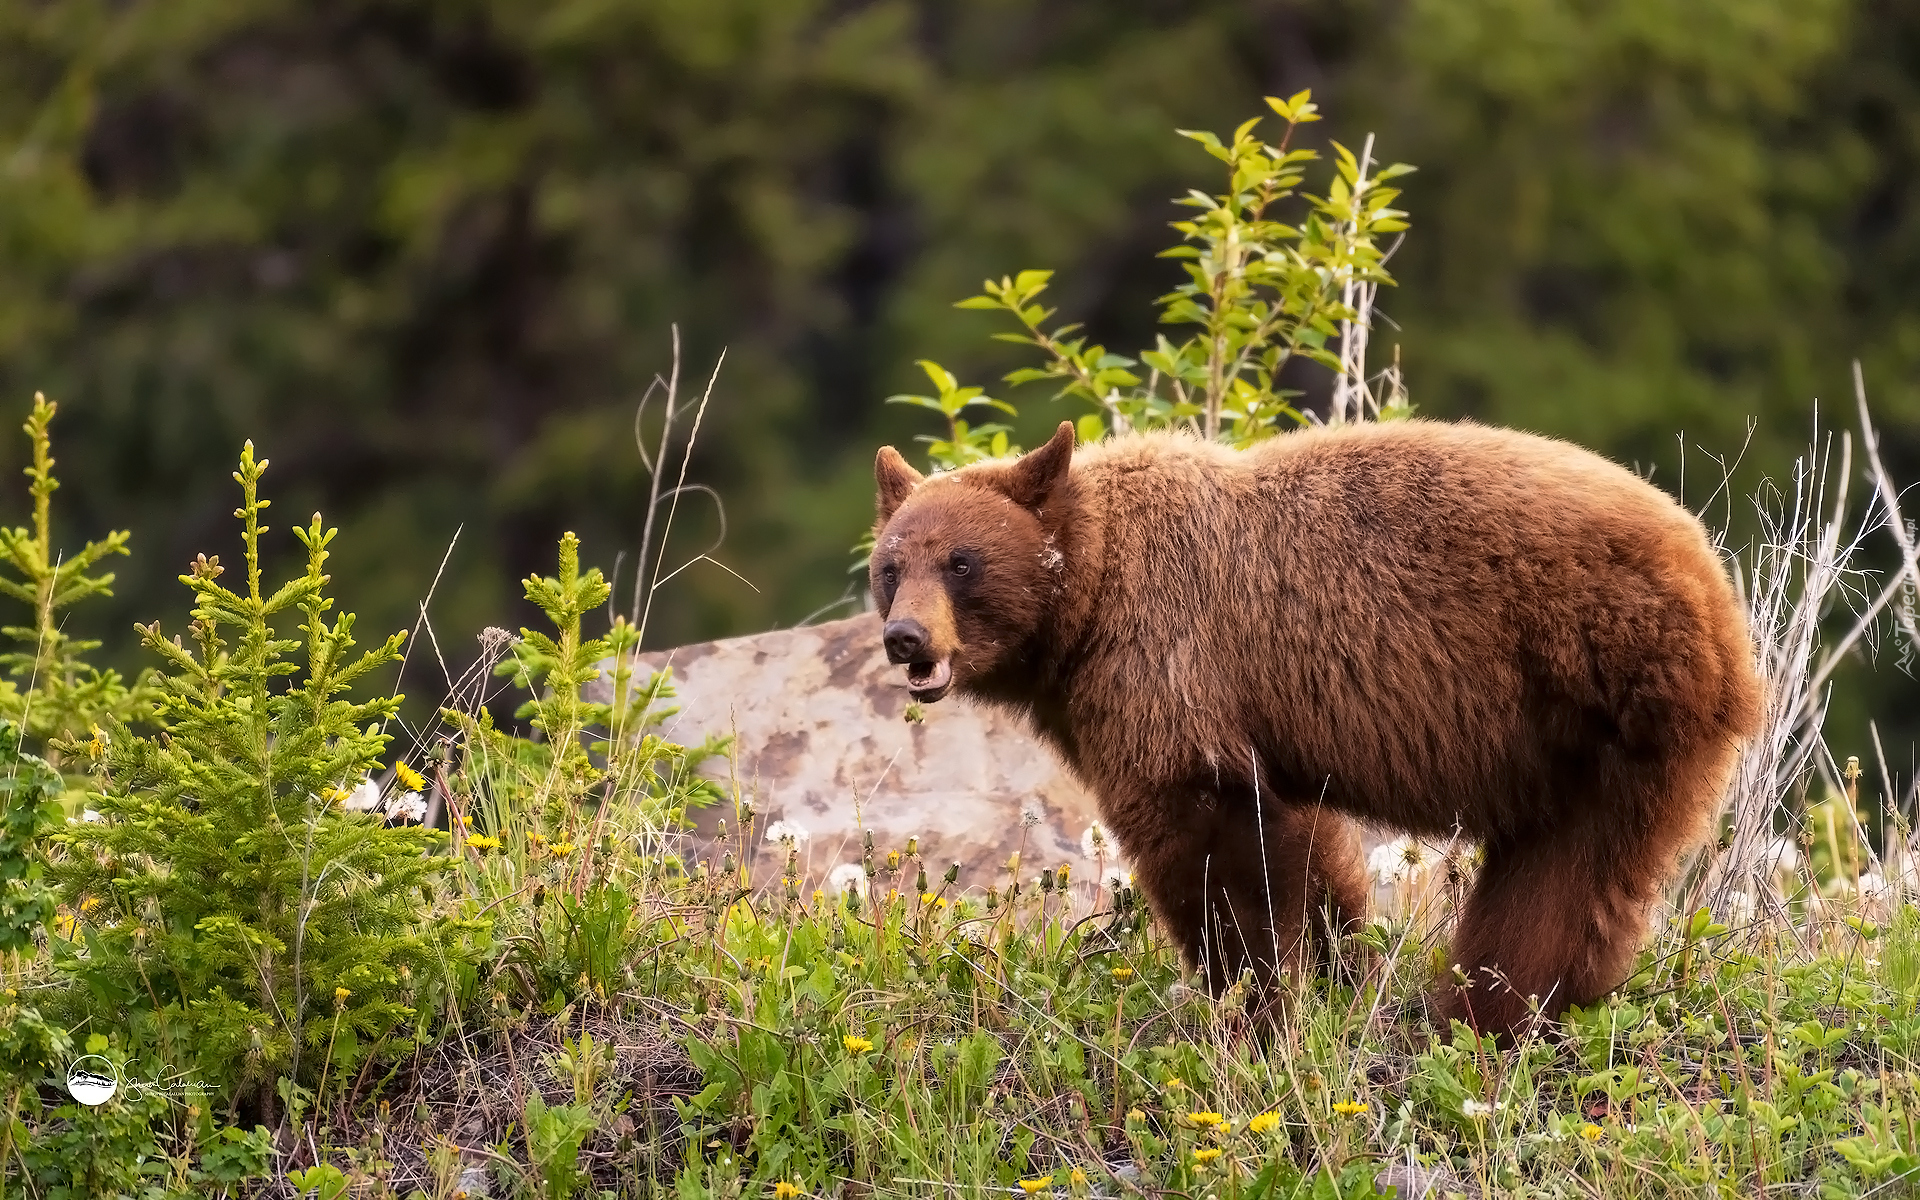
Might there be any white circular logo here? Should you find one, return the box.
[65,1056,119,1106]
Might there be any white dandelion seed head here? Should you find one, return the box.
[1367,837,1429,885]
[341,778,383,813]
[386,791,426,823]
[1103,866,1134,891]
[1080,822,1111,860]
[826,862,867,897]
[763,819,811,849]
[1460,1099,1502,1119]
[1857,871,1887,898]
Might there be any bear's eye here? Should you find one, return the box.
[949,554,970,577]
[881,565,898,586]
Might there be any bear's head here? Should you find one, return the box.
[869,421,1076,703]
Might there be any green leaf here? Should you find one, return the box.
[915,359,958,393]
[1011,268,1054,294]
[884,393,947,412]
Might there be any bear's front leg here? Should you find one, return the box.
[1107,782,1367,998]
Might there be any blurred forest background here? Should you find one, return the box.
[0,0,1917,755]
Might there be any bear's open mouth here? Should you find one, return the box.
[904,658,953,701]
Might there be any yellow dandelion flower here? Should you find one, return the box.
[921,892,937,906]
[333,986,352,1006]
[394,762,426,792]
[467,834,501,851]
[87,725,108,757]
[813,889,826,907]
[772,1183,802,1199]
[1163,1077,1185,1092]
[54,912,76,938]
[1192,1148,1222,1164]
[1056,863,1070,882]
[1580,1123,1604,1142]
[78,896,102,913]
[887,850,900,869]
[1186,1111,1225,1128]
[1068,1168,1087,1187]
[1332,1101,1367,1116]
[1248,1112,1280,1134]
[1017,1178,1052,1195]
[843,1035,873,1054]
[1111,966,1134,980]
[550,841,576,856]
[1125,1109,1145,1123]
[936,897,948,908]
[459,813,472,829]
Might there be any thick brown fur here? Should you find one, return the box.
[869,419,1761,1037]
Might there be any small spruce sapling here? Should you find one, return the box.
[51,443,460,1107]
[452,531,723,855]
[0,394,154,763]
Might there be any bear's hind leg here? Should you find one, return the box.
[1440,745,1733,1037]
[1436,828,1643,1037]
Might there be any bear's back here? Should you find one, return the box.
[1064,421,1755,834]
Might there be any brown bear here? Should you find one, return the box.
[869,419,1761,1036]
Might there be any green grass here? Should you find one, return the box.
[572,822,1920,1199]
[3,405,1918,1199]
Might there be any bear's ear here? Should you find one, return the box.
[1005,421,1076,509]
[874,445,924,524]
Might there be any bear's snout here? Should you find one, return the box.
[883,618,930,664]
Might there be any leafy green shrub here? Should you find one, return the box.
[889,89,1414,474]
[48,442,463,1109]
[10,1030,272,1200]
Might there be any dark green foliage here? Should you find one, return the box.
[3,0,1913,683]
[48,443,460,1102]
[0,721,59,956]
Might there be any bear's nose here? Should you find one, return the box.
[883,618,930,663]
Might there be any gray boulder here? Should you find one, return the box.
[606,614,1115,893]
